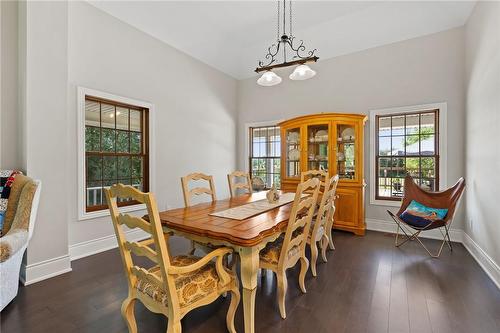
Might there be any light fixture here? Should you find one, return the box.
[289,64,316,80]
[257,71,282,86]
[255,0,319,86]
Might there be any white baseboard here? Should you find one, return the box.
[462,232,500,290]
[69,229,149,261]
[20,254,72,286]
[365,218,463,242]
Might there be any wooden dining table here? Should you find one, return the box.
[158,191,293,333]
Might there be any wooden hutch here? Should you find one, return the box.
[279,113,367,235]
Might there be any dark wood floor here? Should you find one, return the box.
[1,231,499,333]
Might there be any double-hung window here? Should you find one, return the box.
[371,104,445,203]
[78,88,153,219]
[249,126,281,189]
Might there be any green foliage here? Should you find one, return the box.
[405,127,433,146]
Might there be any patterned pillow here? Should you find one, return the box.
[0,170,22,236]
[399,200,448,228]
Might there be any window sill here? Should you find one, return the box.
[78,203,147,221]
[370,199,402,207]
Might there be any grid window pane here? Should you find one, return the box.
[84,97,149,212]
[375,110,439,200]
[249,126,281,189]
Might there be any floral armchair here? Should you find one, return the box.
[0,174,41,311]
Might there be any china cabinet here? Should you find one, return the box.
[279,113,367,235]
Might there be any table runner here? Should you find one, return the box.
[209,192,297,220]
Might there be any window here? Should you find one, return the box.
[375,109,439,201]
[249,126,281,189]
[78,87,154,220]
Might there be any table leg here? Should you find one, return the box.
[238,246,259,333]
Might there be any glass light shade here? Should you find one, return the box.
[257,71,282,86]
[289,64,316,81]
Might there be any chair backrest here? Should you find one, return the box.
[300,170,329,184]
[397,175,466,223]
[311,175,339,239]
[227,171,253,197]
[181,173,217,207]
[279,178,320,266]
[105,184,178,308]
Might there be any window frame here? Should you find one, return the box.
[369,103,447,207]
[244,120,283,190]
[77,87,155,221]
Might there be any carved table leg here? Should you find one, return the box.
[238,246,259,333]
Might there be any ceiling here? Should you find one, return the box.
[89,1,476,79]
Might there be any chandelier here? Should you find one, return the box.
[255,0,319,86]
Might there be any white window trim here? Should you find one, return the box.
[77,87,156,221]
[369,102,447,207]
[243,120,283,173]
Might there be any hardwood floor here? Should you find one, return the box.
[1,231,499,333]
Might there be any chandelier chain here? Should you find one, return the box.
[289,0,292,37]
[277,0,280,42]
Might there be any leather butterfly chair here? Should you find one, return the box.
[387,175,465,258]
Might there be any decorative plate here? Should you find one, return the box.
[341,127,355,141]
[289,149,300,161]
[287,132,299,144]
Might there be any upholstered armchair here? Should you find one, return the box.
[0,175,41,311]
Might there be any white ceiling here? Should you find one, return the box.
[89,1,476,79]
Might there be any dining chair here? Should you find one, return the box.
[227,171,253,197]
[105,184,240,333]
[307,174,339,277]
[258,177,320,319]
[300,169,329,184]
[181,173,218,255]
[324,174,339,251]
[181,172,216,207]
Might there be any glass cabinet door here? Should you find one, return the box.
[306,123,330,173]
[335,123,357,180]
[285,127,301,178]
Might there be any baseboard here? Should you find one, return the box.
[20,254,72,286]
[365,218,463,242]
[462,232,500,290]
[69,229,149,261]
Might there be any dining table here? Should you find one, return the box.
[158,191,294,333]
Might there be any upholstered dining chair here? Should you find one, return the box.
[259,177,320,319]
[307,174,339,277]
[181,172,216,207]
[300,169,329,187]
[105,184,240,333]
[181,172,218,255]
[387,175,465,258]
[227,171,252,197]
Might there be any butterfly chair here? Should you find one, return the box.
[105,184,240,333]
[387,175,465,258]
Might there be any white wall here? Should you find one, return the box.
[0,0,20,168]
[465,2,500,268]
[18,0,71,282]
[67,2,237,248]
[237,27,466,227]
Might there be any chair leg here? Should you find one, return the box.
[276,271,288,319]
[320,235,329,263]
[299,256,309,293]
[328,225,335,250]
[189,240,196,255]
[310,241,319,277]
[121,297,137,333]
[166,319,182,333]
[226,287,240,333]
